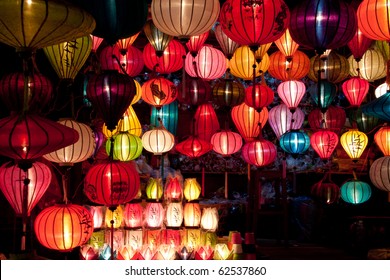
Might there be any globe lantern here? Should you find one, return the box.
[144,201,165,228]
[83,160,140,208]
[268,104,305,139]
[150,0,220,40]
[308,105,346,132]
[175,136,213,158]
[151,101,179,135]
[309,80,338,112]
[211,130,243,156]
[193,103,220,142]
[212,75,246,108]
[274,28,299,60]
[146,177,164,201]
[183,178,201,201]
[143,19,173,57]
[214,23,240,60]
[34,204,93,252]
[311,176,340,204]
[141,77,177,109]
[277,80,306,112]
[229,46,270,80]
[241,137,277,167]
[120,45,145,77]
[268,50,310,81]
[369,156,390,191]
[357,0,390,41]
[342,77,370,108]
[105,131,143,161]
[177,77,212,107]
[348,49,386,82]
[279,130,310,156]
[183,202,201,227]
[104,205,124,228]
[200,207,219,232]
[99,44,122,72]
[218,0,290,49]
[245,82,274,112]
[43,119,95,166]
[186,31,209,57]
[340,129,369,161]
[341,179,371,204]
[374,125,390,156]
[141,125,175,156]
[124,202,143,229]
[347,27,373,62]
[164,175,183,201]
[165,202,183,228]
[349,106,381,133]
[310,130,339,160]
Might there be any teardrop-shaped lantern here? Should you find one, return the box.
[141,77,177,109]
[175,136,213,158]
[310,130,339,160]
[342,77,370,108]
[151,101,178,135]
[187,31,209,57]
[374,125,390,156]
[143,19,173,57]
[183,178,201,201]
[105,131,143,161]
[194,103,220,142]
[229,46,270,80]
[212,75,245,108]
[177,77,212,107]
[274,28,299,60]
[357,0,390,41]
[277,80,306,112]
[308,105,346,132]
[245,83,274,112]
[309,80,338,112]
[241,137,277,167]
[90,35,104,53]
[200,207,218,232]
[268,104,305,139]
[121,105,143,137]
[268,50,310,81]
[340,180,371,204]
[214,23,240,60]
[146,177,164,200]
[141,125,175,155]
[347,27,373,62]
[369,156,390,191]
[211,130,243,156]
[279,130,310,156]
[340,129,368,161]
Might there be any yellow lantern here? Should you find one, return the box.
[183,202,201,227]
[184,228,202,251]
[229,46,270,80]
[105,205,124,229]
[183,178,201,201]
[165,202,183,228]
[103,105,143,138]
[340,129,368,161]
[146,177,164,200]
[200,207,219,232]
[214,243,233,260]
[131,80,142,105]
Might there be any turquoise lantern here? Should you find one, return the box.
[340,180,371,204]
[150,100,178,135]
[279,130,310,156]
[309,80,338,112]
[361,92,390,122]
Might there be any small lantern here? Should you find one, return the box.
[105,131,143,161]
[123,202,143,229]
[241,137,277,167]
[244,83,274,112]
[144,202,165,228]
[162,229,182,248]
[311,174,340,205]
[369,156,390,192]
[105,205,124,229]
[268,104,305,139]
[211,130,243,156]
[117,246,137,260]
[341,180,371,204]
[164,175,183,201]
[85,205,104,230]
[342,77,370,108]
[124,229,143,250]
[183,178,201,201]
[146,177,164,201]
[194,103,220,142]
[340,129,368,161]
[214,243,234,260]
[175,136,213,158]
[143,19,173,57]
[195,245,214,260]
[374,126,390,156]
[279,130,310,156]
[116,32,140,53]
[183,202,201,228]
[310,130,339,160]
[200,207,219,232]
[165,202,183,228]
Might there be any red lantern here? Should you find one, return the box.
[141,77,177,109]
[124,202,143,229]
[277,80,306,112]
[177,77,212,107]
[347,27,373,62]
[175,136,213,158]
[311,174,340,205]
[211,130,243,156]
[268,104,305,139]
[194,103,220,142]
[34,204,93,252]
[308,105,346,133]
[84,160,140,208]
[214,23,240,60]
[99,44,122,72]
[120,45,144,77]
[245,83,274,112]
[241,137,277,167]
[268,50,310,81]
[374,126,390,156]
[341,77,370,108]
[186,31,209,57]
[164,175,183,201]
[310,130,339,160]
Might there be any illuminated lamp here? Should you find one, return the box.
[229,46,270,80]
[183,202,201,227]
[143,19,173,57]
[341,179,371,204]
[357,0,390,41]
[308,105,346,132]
[34,204,93,252]
[308,80,338,112]
[361,92,390,122]
[212,74,245,108]
[310,130,339,160]
[105,205,123,229]
[121,105,143,137]
[83,160,140,208]
[340,129,368,161]
[375,83,388,98]
[214,23,240,60]
[80,245,99,260]
[175,135,212,158]
[374,126,390,156]
[146,177,164,201]
[347,27,373,62]
[279,130,310,156]
[342,77,370,108]
[200,207,219,232]
[90,35,103,53]
[187,31,209,57]
[241,137,277,167]
[311,178,340,205]
[141,77,177,109]
[99,44,122,72]
[348,106,381,134]
[119,45,144,77]
[183,178,201,202]
[117,246,137,260]
[43,119,95,166]
[131,80,142,105]
[116,32,140,53]
[277,80,306,112]
[105,131,143,161]
[193,103,220,142]
[150,0,220,39]
[211,130,243,156]
[153,244,177,260]
[185,45,227,80]
[84,205,104,230]
[214,243,234,260]
[375,40,390,61]
[177,77,212,107]
[231,102,269,142]
[254,43,272,62]
[151,101,178,135]
[195,245,214,260]
[274,28,299,60]
[143,39,186,74]
[123,202,143,229]
[164,175,183,201]
[369,156,390,191]
[244,82,274,112]
[268,50,310,81]
[348,49,386,82]
[268,104,305,139]
[144,202,165,228]
[141,125,175,156]
[165,202,183,228]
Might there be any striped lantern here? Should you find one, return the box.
[274,28,299,60]
[212,75,245,108]
[268,104,305,139]
[245,83,274,112]
[279,130,310,156]
[347,27,373,62]
[309,80,338,112]
[348,49,386,82]
[310,130,339,160]
[268,50,310,81]
[374,126,390,156]
[214,23,240,60]
[105,131,143,161]
[229,46,270,80]
[141,77,177,109]
[308,105,346,133]
[241,137,277,167]
[357,0,390,41]
[177,77,212,107]
[277,80,306,112]
[141,126,175,156]
[143,19,173,57]
[186,31,209,57]
[119,45,145,77]
[342,77,370,108]
[116,32,140,53]
[211,130,243,156]
[341,180,371,204]
[369,156,390,192]
[311,179,340,205]
[175,136,213,158]
[193,103,220,142]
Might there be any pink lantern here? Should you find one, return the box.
[211,130,243,156]
[310,130,339,160]
[144,202,165,228]
[241,137,277,167]
[99,44,121,72]
[341,77,370,108]
[268,104,305,139]
[124,202,143,229]
[119,45,144,77]
[194,103,220,142]
[277,80,306,112]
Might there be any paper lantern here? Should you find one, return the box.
[194,103,220,142]
[165,202,183,228]
[369,156,390,191]
[150,0,220,39]
[200,207,219,232]
[340,129,368,161]
[116,32,139,53]
[185,45,227,80]
[90,35,103,53]
[144,202,165,228]
[277,80,306,112]
[347,27,373,62]
[143,19,173,57]
[86,71,136,131]
[348,49,386,82]
[84,160,140,208]
[268,104,305,139]
[357,0,390,41]
[374,126,390,156]
[141,126,175,155]
[141,77,177,109]
[309,80,338,112]
[341,180,371,204]
[0,72,52,113]
[119,45,145,77]
[229,46,269,80]
[80,245,99,260]
[274,28,299,60]
[231,102,269,142]
[164,175,183,201]
[268,50,310,81]
[241,137,277,167]
[214,23,240,60]
[124,202,143,229]
[0,161,51,217]
[85,205,104,230]
[175,136,213,158]
[177,77,212,107]
[0,0,95,51]
[211,130,243,156]
[311,179,340,205]
[187,31,209,57]
[308,105,346,132]
[99,44,121,72]
[244,83,274,112]
[145,177,164,201]
[212,76,245,108]
[105,132,143,161]
[43,119,95,166]
[289,0,357,53]
[279,130,310,156]
[150,101,178,135]
[105,205,123,228]
[183,178,201,201]
[219,0,290,49]
[342,77,370,108]
[195,245,214,260]
[214,243,234,260]
[34,204,93,252]
[310,130,339,160]
[183,202,201,227]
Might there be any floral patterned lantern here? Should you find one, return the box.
[165,202,183,228]
[342,77,370,108]
[141,77,177,109]
[277,80,306,112]
[374,125,390,156]
[369,156,390,191]
[193,103,220,142]
[177,77,212,107]
[183,202,201,227]
[214,23,240,60]
[241,137,277,167]
[144,201,165,228]
[310,130,339,160]
[245,82,274,112]
[200,207,219,232]
[186,31,209,57]
[340,129,368,161]
[211,130,243,156]
[85,205,104,230]
[268,50,310,81]
[124,202,143,229]
[341,179,371,204]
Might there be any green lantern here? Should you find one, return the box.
[106,131,143,161]
[146,177,164,201]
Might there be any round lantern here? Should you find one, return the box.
[143,39,186,74]
[193,103,220,142]
[245,83,274,112]
[0,72,52,113]
[375,39,390,61]
[214,23,240,60]
[268,50,310,81]
[348,49,386,82]
[183,178,201,201]
[143,19,173,57]
[349,106,381,133]
[34,204,93,252]
[311,179,340,205]
[219,0,290,49]
[187,31,209,57]
[241,137,277,167]
[229,46,270,80]
[99,44,122,72]
[84,160,140,208]
[124,202,143,229]
[177,77,212,107]
[200,207,218,232]
[141,126,175,155]
[165,202,183,228]
[212,75,245,108]
[274,28,299,60]
[85,205,104,230]
[0,161,51,217]
[211,130,243,156]
[375,82,388,98]
[151,101,178,135]
[357,0,390,41]
[308,105,346,132]
[144,202,165,228]
[342,77,370,108]
[175,136,213,158]
[310,130,339,160]
[374,126,390,156]
[145,177,164,201]
[277,80,306,112]
[369,156,390,191]
[120,45,145,77]
[105,205,124,228]
[347,27,373,62]
[279,130,310,156]
[340,129,369,161]
[268,104,305,139]
[231,102,269,142]
[105,131,143,161]
[150,0,220,39]
[164,175,183,201]
[183,202,201,227]
[86,71,136,131]
[309,80,338,112]
[43,119,95,166]
[341,180,371,204]
[141,77,177,109]
[185,45,227,80]
[289,0,357,53]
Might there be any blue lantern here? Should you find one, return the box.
[279,130,310,156]
[150,100,178,135]
[361,92,390,122]
[309,80,337,112]
[340,180,371,204]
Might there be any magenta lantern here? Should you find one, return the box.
[241,137,277,167]
[277,80,306,112]
[194,103,220,142]
[211,130,243,156]
[99,44,122,72]
[310,130,339,160]
[268,104,305,139]
[347,27,373,62]
[177,77,212,107]
[141,77,177,109]
[341,77,370,108]
[308,105,346,132]
[245,83,274,112]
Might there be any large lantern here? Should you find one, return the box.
[241,137,277,167]
[357,0,390,41]
[308,105,346,132]
[183,178,201,201]
[340,129,369,161]
[34,204,93,252]
[369,156,390,191]
[211,130,243,156]
[340,180,371,204]
[361,92,390,122]
[183,202,201,227]
[193,103,220,142]
[177,77,212,107]
[277,80,306,112]
[268,50,310,81]
[124,202,143,229]
[310,130,339,160]
[200,207,219,232]
[341,77,370,108]
[374,125,390,156]
[279,130,310,156]
[141,77,177,109]
[268,104,305,139]
[141,126,175,155]
[165,202,183,228]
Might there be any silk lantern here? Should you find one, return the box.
[268,50,310,81]
[84,160,140,208]
[116,32,140,53]
[34,204,93,252]
[143,19,173,57]
[308,105,346,132]
[341,179,371,204]
[183,202,201,227]
[124,202,143,229]
[279,130,310,156]
[277,80,306,112]
[105,205,123,228]
[311,176,340,205]
[175,136,213,158]
[165,202,183,228]
[229,46,270,80]
[274,28,299,60]
[90,35,103,53]
[105,132,143,161]
[183,178,201,201]
[342,77,370,108]
[120,45,145,77]
[348,49,386,82]
[268,104,305,139]
[212,74,245,108]
[164,175,183,201]
[375,82,388,98]
[347,27,373,62]
[151,101,179,135]
[141,125,175,155]
[357,0,390,41]
[177,77,212,107]
[99,44,121,72]
[187,31,209,57]
[200,207,219,232]
[211,130,243,156]
[340,129,369,161]
[349,106,381,133]
[146,177,164,201]
[245,82,274,112]
[369,156,390,191]
[241,137,277,167]
[193,103,220,142]
[309,80,338,112]
[310,130,339,160]
[374,126,390,156]
[361,92,390,122]
[214,23,240,60]
[141,77,177,109]
[144,202,165,228]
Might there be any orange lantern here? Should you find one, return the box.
[165,202,183,228]
[141,77,177,109]
[211,130,243,156]
[357,0,390,41]
[183,202,201,227]
[310,130,339,160]
[229,46,270,80]
[274,28,299,60]
[268,50,310,81]
[124,202,143,229]
[194,103,220,142]
[277,80,306,112]
[34,204,93,252]
[200,207,219,232]
[183,178,201,201]
[144,202,165,228]
[342,77,370,108]
[340,129,368,161]
[116,32,140,53]
[374,125,390,156]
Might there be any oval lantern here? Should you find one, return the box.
[374,126,390,156]
[245,83,274,112]
[229,46,270,80]
[309,80,338,112]
[193,103,220,142]
[279,130,310,156]
[341,77,370,108]
[141,77,177,109]
[348,49,386,82]
[268,50,310,81]
[175,136,213,158]
[144,202,164,228]
[183,178,201,201]
[141,126,175,156]
[84,160,140,208]
[200,207,219,232]
[186,31,209,57]
[311,179,340,205]
[151,101,179,135]
[241,137,277,167]
[177,77,212,107]
[340,129,369,161]
[214,23,240,60]
[357,0,390,41]
[124,202,143,229]
[369,156,390,192]
[34,204,93,252]
[120,45,145,77]
[105,131,143,161]
[268,104,305,139]
[341,179,371,204]
[310,130,339,160]
[212,75,245,108]
[165,202,183,228]
[211,130,243,156]
[183,202,201,227]
[277,80,306,112]
[121,105,143,137]
[308,105,346,132]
